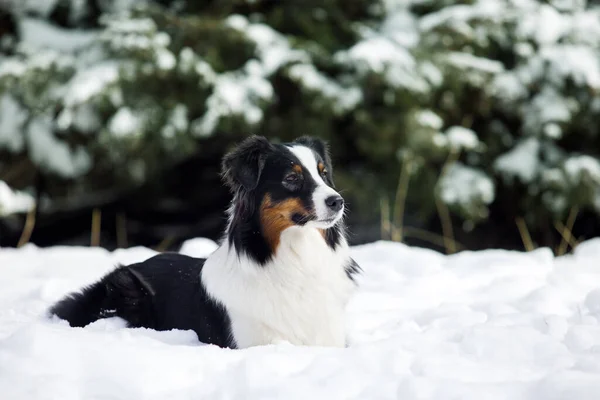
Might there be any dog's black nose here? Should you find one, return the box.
[325,196,344,212]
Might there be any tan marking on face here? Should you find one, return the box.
[319,229,326,239]
[317,162,325,174]
[292,164,303,174]
[260,194,309,253]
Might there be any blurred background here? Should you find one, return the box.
[0,0,599,255]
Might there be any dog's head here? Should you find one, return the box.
[222,136,345,234]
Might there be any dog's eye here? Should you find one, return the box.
[320,169,328,177]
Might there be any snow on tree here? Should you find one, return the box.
[0,0,599,250]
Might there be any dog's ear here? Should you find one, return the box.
[294,136,334,183]
[222,136,273,192]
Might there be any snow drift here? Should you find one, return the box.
[1,238,600,399]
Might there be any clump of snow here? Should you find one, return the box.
[0,181,35,216]
[155,48,176,71]
[10,0,60,18]
[0,59,27,78]
[179,238,219,258]
[338,36,416,75]
[445,52,504,74]
[18,18,98,52]
[516,4,568,45]
[108,107,141,138]
[63,62,120,107]
[418,1,503,33]
[170,104,189,132]
[416,109,443,130]
[445,126,480,151]
[564,155,600,185]
[193,15,313,136]
[333,6,428,92]
[0,95,27,153]
[226,15,308,75]
[544,123,562,140]
[336,35,427,92]
[287,64,363,114]
[26,114,92,178]
[162,104,189,139]
[438,162,495,218]
[494,137,540,183]
[3,239,600,398]
[490,72,528,103]
[540,45,600,90]
[195,70,273,137]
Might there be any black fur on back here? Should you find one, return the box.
[50,253,235,348]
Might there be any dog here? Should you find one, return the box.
[49,135,361,349]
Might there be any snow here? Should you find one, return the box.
[338,36,416,75]
[195,69,273,137]
[0,95,27,153]
[3,238,600,399]
[333,6,429,92]
[418,1,503,32]
[287,64,363,114]
[226,15,308,75]
[445,126,480,151]
[18,18,98,52]
[0,59,27,78]
[445,52,504,74]
[494,137,540,183]
[155,48,176,71]
[108,107,141,138]
[415,109,443,130]
[26,114,92,178]
[516,4,568,45]
[0,181,35,216]
[11,0,59,18]
[564,155,600,185]
[63,62,120,107]
[191,15,312,136]
[539,45,600,90]
[438,162,495,209]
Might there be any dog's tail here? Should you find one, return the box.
[48,266,155,328]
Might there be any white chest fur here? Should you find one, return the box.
[201,226,355,348]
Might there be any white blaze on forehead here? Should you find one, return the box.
[289,145,342,226]
[288,145,326,185]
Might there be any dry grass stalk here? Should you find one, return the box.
[515,217,534,252]
[91,208,101,247]
[17,205,37,248]
[155,235,176,253]
[391,157,412,242]
[553,220,578,252]
[403,226,465,251]
[380,196,392,240]
[435,197,456,254]
[434,149,461,254]
[557,206,579,256]
[116,212,128,248]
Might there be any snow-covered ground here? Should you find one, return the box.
[1,238,600,399]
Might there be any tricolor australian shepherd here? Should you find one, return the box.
[49,136,361,349]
